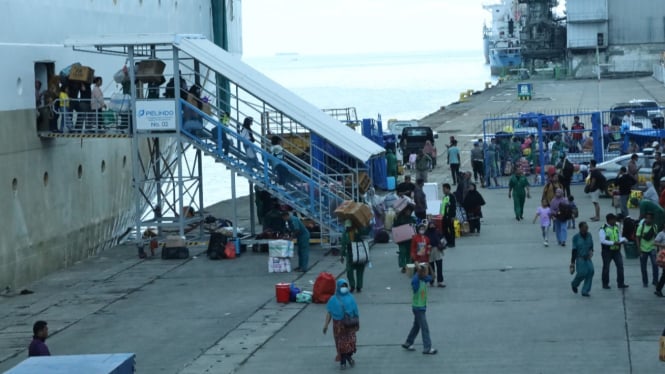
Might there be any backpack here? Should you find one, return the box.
[571,204,579,219]
[557,203,573,221]
[638,221,656,241]
[657,249,665,268]
[623,217,637,241]
[312,272,336,304]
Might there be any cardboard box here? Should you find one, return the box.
[268,257,292,273]
[344,172,372,194]
[136,59,166,83]
[335,200,372,228]
[164,235,186,248]
[269,240,294,258]
[392,224,415,243]
[393,196,414,214]
[69,65,95,84]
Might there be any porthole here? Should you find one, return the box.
[78,165,83,179]
[43,172,49,187]
[101,160,106,173]
[12,178,17,192]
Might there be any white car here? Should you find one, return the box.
[597,150,656,195]
[386,119,418,135]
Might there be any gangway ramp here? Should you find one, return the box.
[64,33,385,250]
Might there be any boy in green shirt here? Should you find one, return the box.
[402,263,437,355]
[636,212,659,287]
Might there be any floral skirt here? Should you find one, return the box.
[333,319,358,356]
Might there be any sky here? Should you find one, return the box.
[242,0,492,56]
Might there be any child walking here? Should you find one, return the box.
[533,199,552,246]
[402,263,437,355]
[567,195,578,229]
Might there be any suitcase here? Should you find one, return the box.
[392,196,414,214]
[207,232,228,260]
[165,235,186,248]
[162,246,189,259]
[392,224,415,243]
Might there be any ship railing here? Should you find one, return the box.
[47,98,132,134]
[177,99,349,232]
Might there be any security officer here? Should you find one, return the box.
[571,221,594,297]
[440,183,457,248]
[599,213,629,289]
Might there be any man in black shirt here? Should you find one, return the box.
[652,152,665,191]
[396,175,416,198]
[616,166,635,218]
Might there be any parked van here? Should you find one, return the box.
[398,126,438,163]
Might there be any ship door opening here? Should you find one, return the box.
[34,62,55,132]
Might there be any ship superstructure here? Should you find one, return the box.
[483,0,526,75]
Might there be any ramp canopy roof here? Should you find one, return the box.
[65,34,386,163]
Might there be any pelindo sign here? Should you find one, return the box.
[135,100,177,131]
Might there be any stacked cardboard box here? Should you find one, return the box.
[334,200,372,228]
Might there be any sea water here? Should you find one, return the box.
[201,50,491,207]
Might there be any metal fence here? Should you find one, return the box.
[482,106,665,188]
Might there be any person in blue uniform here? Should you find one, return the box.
[282,211,311,272]
[570,221,594,297]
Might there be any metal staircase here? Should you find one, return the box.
[64,34,385,249]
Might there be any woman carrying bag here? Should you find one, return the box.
[323,279,360,370]
[340,219,366,293]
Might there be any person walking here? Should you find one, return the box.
[323,279,360,370]
[652,224,665,297]
[394,206,417,273]
[415,150,431,183]
[614,166,634,219]
[541,173,562,207]
[340,220,365,293]
[485,138,500,187]
[28,320,51,357]
[281,211,311,272]
[447,140,460,185]
[636,212,659,287]
[570,222,594,297]
[600,213,629,289]
[559,154,574,198]
[423,140,437,169]
[463,183,486,234]
[413,178,428,222]
[653,151,665,191]
[508,168,530,221]
[440,183,457,248]
[550,188,570,247]
[587,160,605,221]
[533,199,552,246]
[240,116,259,170]
[627,153,640,182]
[426,221,446,287]
[401,263,438,355]
[471,142,485,187]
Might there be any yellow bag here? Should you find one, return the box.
[660,335,665,362]
[454,219,461,238]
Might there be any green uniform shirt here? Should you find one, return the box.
[572,232,594,258]
[637,222,657,252]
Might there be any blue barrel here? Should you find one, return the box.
[386,176,396,191]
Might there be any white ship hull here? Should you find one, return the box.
[0,0,241,288]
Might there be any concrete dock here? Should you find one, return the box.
[2,76,665,373]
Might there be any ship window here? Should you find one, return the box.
[78,165,83,179]
[43,172,49,187]
[12,178,17,192]
[16,77,23,96]
[123,155,127,168]
[101,160,106,173]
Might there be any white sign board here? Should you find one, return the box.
[135,100,176,131]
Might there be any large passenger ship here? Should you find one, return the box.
[483,0,523,76]
[1,0,241,289]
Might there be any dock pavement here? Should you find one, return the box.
[2,76,665,373]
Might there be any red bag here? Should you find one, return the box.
[224,242,236,259]
[312,272,336,303]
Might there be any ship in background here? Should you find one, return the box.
[483,0,525,76]
[0,0,242,289]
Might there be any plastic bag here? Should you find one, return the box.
[109,93,131,112]
[296,291,312,303]
[223,242,236,259]
[113,66,129,84]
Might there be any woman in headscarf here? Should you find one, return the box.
[644,182,659,204]
[541,173,562,206]
[549,188,569,246]
[323,279,360,370]
[423,140,436,169]
[426,221,446,287]
[462,183,486,234]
